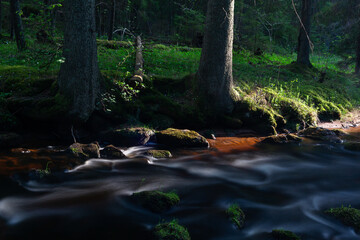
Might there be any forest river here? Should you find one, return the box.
[0,128,360,240]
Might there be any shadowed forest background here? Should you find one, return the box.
[1,1,360,240]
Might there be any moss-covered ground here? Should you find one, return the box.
[1,38,359,132]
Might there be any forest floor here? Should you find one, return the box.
[1,38,360,135]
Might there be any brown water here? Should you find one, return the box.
[0,129,360,240]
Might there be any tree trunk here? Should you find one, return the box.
[297,0,312,67]
[0,0,2,36]
[58,0,101,122]
[107,0,115,40]
[356,28,360,75]
[10,0,26,50]
[197,0,235,115]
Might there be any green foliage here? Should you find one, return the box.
[226,204,245,229]
[35,161,52,178]
[325,206,360,232]
[271,229,301,240]
[153,219,191,240]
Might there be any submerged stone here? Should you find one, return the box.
[226,204,245,229]
[146,150,172,158]
[325,206,360,232]
[67,142,100,160]
[260,134,302,145]
[153,220,191,240]
[344,142,360,152]
[271,229,300,240]
[132,190,180,213]
[100,145,126,159]
[156,128,209,148]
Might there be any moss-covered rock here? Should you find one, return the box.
[153,220,191,240]
[67,142,100,160]
[103,127,155,146]
[0,65,56,96]
[271,229,301,240]
[298,127,342,143]
[0,132,22,149]
[132,190,180,213]
[100,145,126,159]
[325,206,360,232]
[260,134,302,145]
[344,142,360,151]
[156,128,209,148]
[226,204,245,229]
[146,150,172,158]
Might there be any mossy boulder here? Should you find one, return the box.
[226,204,245,229]
[0,132,22,149]
[325,206,360,232]
[132,190,180,213]
[146,150,172,158]
[344,142,360,151]
[100,145,126,159]
[271,229,301,240]
[260,134,302,145]
[156,128,209,148]
[103,127,155,146]
[153,220,191,240]
[67,142,100,160]
[298,127,342,143]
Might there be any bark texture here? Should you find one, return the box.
[197,0,235,115]
[0,0,2,36]
[356,28,360,75]
[58,0,100,122]
[297,0,312,67]
[107,0,116,40]
[10,0,26,50]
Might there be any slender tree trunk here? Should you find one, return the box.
[10,0,26,51]
[58,0,101,122]
[356,28,360,75]
[107,0,115,40]
[297,0,312,67]
[197,0,235,115]
[0,0,2,36]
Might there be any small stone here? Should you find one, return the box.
[156,128,209,148]
[271,229,301,240]
[260,134,302,145]
[67,142,100,160]
[132,190,180,213]
[146,150,172,158]
[100,145,126,159]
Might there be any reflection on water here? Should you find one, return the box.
[0,133,360,239]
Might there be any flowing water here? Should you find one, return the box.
[0,130,360,240]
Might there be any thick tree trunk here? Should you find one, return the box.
[356,29,360,75]
[107,0,115,40]
[10,0,26,50]
[197,0,235,115]
[297,0,312,67]
[58,0,101,122]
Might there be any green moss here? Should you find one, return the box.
[156,128,209,148]
[260,134,302,145]
[226,204,245,229]
[271,229,301,240]
[153,220,191,240]
[326,206,360,232]
[96,39,132,49]
[0,65,56,96]
[132,190,180,213]
[147,150,172,158]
